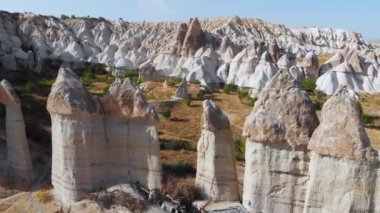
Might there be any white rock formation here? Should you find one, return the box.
[174,79,189,99]
[0,80,32,177]
[102,78,161,190]
[195,100,239,201]
[47,67,161,205]
[305,88,380,212]
[317,49,380,94]
[242,69,319,213]
[1,11,379,93]
[297,51,319,80]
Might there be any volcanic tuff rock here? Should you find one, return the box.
[317,48,380,94]
[47,67,161,205]
[174,79,189,99]
[195,100,239,201]
[305,87,380,212]
[0,80,32,177]
[181,18,204,57]
[2,11,380,93]
[297,51,320,80]
[242,69,319,213]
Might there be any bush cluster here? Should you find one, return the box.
[302,79,316,93]
[248,97,258,107]
[183,98,191,107]
[196,90,205,100]
[162,161,196,177]
[356,101,375,126]
[160,108,172,119]
[223,84,238,94]
[160,140,196,151]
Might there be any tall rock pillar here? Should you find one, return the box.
[195,99,239,201]
[0,80,32,177]
[47,68,106,204]
[305,88,380,212]
[242,69,319,212]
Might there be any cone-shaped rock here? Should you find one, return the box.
[298,51,319,80]
[305,87,380,212]
[195,100,239,201]
[269,39,280,62]
[242,69,319,213]
[181,18,204,56]
[174,79,189,99]
[171,22,188,55]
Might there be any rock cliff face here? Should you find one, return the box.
[0,80,32,177]
[47,67,161,205]
[304,88,380,212]
[195,100,239,201]
[242,69,319,212]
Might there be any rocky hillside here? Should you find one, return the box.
[0,11,379,94]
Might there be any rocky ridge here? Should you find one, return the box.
[1,11,380,94]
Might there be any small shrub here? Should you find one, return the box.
[81,69,95,83]
[134,76,142,85]
[174,76,183,84]
[37,79,55,88]
[235,138,246,156]
[103,84,110,94]
[184,98,191,107]
[24,81,38,93]
[124,72,139,79]
[123,72,141,85]
[160,108,172,118]
[190,80,200,85]
[313,90,328,110]
[302,79,316,93]
[223,84,238,94]
[196,90,205,100]
[162,161,196,177]
[248,97,258,107]
[356,101,375,126]
[362,113,375,125]
[237,90,249,99]
[165,79,176,87]
[160,140,196,151]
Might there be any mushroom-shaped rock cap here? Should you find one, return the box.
[0,80,20,107]
[201,99,230,132]
[103,78,158,123]
[308,87,377,161]
[47,67,98,116]
[243,69,319,149]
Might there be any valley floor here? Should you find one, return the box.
[0,76,379,212]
